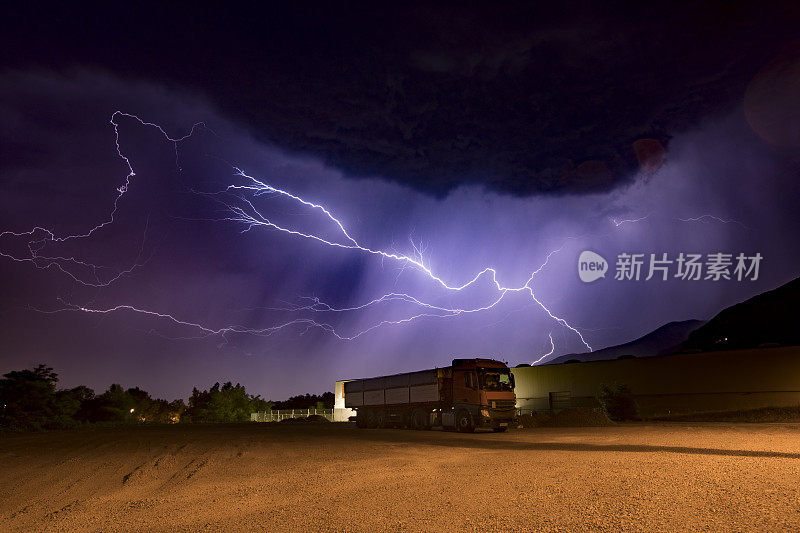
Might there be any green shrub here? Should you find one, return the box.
[597,383,639,421]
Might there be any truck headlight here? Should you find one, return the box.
[481,409,490,417]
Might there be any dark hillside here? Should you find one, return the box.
[682,277,800,351]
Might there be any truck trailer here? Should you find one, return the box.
[343,358,516,432]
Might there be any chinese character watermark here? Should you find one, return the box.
[580,251,762,283]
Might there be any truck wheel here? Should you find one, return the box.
[365,409,378,428]
[411,409,429,430]
[375,410,387,428]
[355,411,367,428]
[456,409,475,433]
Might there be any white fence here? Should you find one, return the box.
[250,409,334,422]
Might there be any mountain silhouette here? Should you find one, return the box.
[543,276,800,365]
[682,276,800,352]
[547,320,705,365]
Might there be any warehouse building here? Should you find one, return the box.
[512,346,800,417]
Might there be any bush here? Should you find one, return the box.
[597,383,639,421]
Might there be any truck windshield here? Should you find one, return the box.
[479,370,514,391]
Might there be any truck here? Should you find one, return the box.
[343,358,516,432]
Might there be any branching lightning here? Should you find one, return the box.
[676,214,749,229]
[611,214,650,227]
[1,112,752,361]
[0,112,206,287]
[531,332,555,365]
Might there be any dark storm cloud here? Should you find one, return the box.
[3,1,798,197]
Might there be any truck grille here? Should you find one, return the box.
[490,399,516,410]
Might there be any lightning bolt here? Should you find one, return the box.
[676,215,749,229]
[52,223,589,346]
[531,332,555,365]
[2,111,753,356]
[180,161,594,348]
[611,214,650,227]
[0,112,206,287]
[0,111,590,350]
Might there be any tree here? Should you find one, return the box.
[251,396,272,413]
[272,391,334,410]
[166,399,187,423]
[0,364,273,429]
[69,386,97,423]
[0,364,76,430]
[81,384,138,423]
[184,382,270,422]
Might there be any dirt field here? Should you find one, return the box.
[2,422,799,531]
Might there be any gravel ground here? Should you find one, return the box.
[1,422,799,531]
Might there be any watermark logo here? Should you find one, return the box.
[578,251,762,283]
[614,252,762,281]
[578,250,608,283]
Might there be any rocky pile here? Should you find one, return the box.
[519,408,613,428]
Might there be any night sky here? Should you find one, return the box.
[1,2,799,400]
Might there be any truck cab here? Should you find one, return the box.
[447,358,517,432]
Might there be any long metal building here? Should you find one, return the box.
[512,346,800,417]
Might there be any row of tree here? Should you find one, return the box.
[272,392,334,410]
[0,364,333,431]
